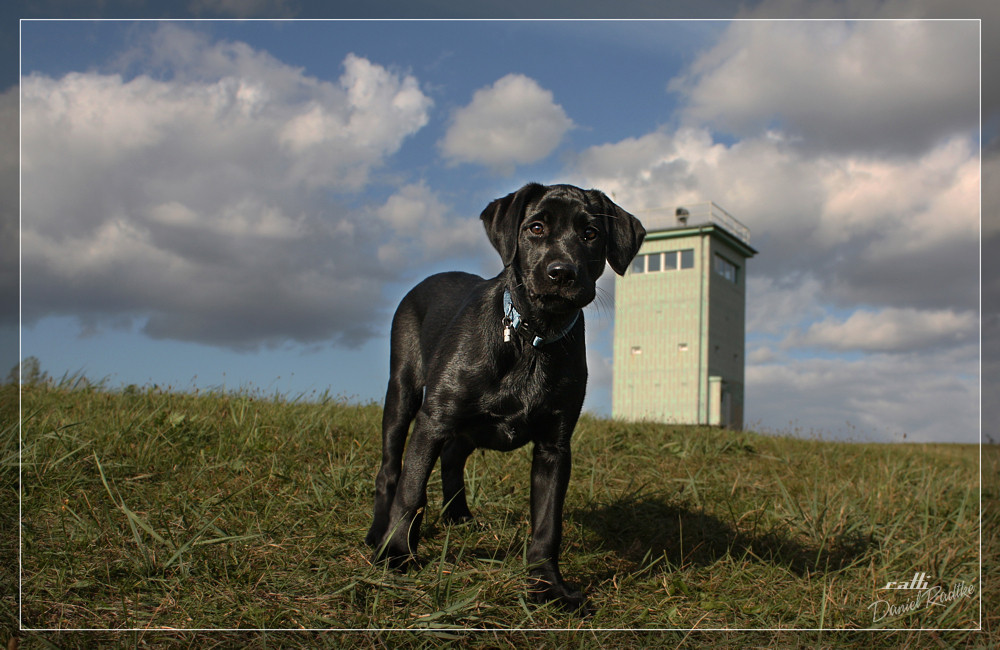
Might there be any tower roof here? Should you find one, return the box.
[636,202,757,258]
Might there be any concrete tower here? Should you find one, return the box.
[612,202,756,428]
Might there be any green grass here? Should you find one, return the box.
[2,379,995,647]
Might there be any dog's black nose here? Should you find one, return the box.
[547,262,578,287]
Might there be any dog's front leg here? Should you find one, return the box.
[526,440,588,613]
[440,436,476,523]
[373,413,444,569]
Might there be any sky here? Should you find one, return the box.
[9,8,990,444]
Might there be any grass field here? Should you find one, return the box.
[2,378,995,647]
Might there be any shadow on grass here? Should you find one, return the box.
[573,493,875,577]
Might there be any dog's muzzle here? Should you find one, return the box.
[546,262,579,287]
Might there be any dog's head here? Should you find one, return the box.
[480,183,646,316]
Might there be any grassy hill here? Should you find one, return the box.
[2,380,995,647]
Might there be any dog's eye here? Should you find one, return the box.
[582,227,599,241]
[528,222,546,236]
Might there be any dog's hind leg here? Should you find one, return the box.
[376,412,446,567]
[440,437,475,524]
[365,374,421,547]
[365,309,424,548]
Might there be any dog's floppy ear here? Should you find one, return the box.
[588,190,646,276]
[480,183,547,267]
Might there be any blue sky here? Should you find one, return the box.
[16,18,983,442]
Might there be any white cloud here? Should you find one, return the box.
[738,0,1000,119]
[375,182,448,234]
[571,126,979,440]
[22,50,431,194]
[571,127,979,310]
[746,275,827,337]
[439,73,574,173]
[373,183,487,263]
[817,137,979,253]
[669,20,979,155]
[790,307,978,353]
[571,127,826,240]
[20,27,434,349]
[147,200,306,240]
[336,54,433,153]
[747,346,979,442]
[568,24,980,440]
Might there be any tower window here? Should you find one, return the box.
[714,254,739,283]
[630,249,695,274]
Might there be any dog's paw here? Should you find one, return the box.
[528,577,590,616]
[372,542,419,572]
[386,552,418,572]
[363,527,382,548]
[441,508,475,525]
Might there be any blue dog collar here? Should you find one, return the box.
[503,288,580,348]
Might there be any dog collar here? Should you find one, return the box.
[502,288,580,348]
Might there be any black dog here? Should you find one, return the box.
[364,183,645,612]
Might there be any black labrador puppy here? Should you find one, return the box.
[365,183,645,612]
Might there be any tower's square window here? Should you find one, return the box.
[631,255,645,274]
[714,254,738,283]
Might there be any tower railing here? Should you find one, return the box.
[636,202,750,245]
